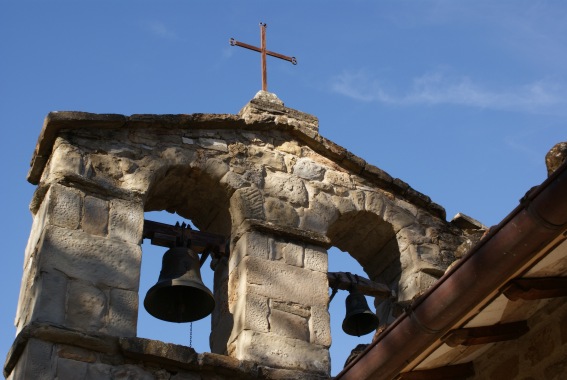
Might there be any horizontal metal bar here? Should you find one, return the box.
[142,219,228,255]
[327,272,393,299]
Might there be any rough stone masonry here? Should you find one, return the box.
[6,91,477,379]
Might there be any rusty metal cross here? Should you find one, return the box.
[230,22,297,92]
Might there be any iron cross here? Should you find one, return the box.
[230,22,297,92]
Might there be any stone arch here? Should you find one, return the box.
[143,163,232,235]
[327,211,398,281]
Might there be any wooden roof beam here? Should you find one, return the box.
[398,362,475,380]
[502,277,567,301]
[442,321,529,347]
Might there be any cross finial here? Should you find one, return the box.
[230,22,297,92]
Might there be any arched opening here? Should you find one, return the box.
[327,211,400,291]
[326,211,400,375]
[144,165,232,236]
[327,246,376,376]
[138,212,215,351]
[138,165,232,353]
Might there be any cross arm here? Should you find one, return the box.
[266,49,297,65]
[230,38,297,65]
[230,38,261,53]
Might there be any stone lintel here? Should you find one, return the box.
[234,219,332,249]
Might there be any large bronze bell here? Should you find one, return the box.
[342,290,379,336]
[144,246,215,323]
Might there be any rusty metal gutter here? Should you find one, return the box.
[336,159,567,380]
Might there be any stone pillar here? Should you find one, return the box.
[210,255,231,355]
[226,228,331,376]
[14,183,143,338]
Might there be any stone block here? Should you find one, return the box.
[324,170,354,189]
[282,243,303,268]
[57,345,97,363]
[107,288,138,337]
[304,246,328,273]
[269,238,284,261]
[247,146,286,172]
[46,184,82,230]
[300,192,338,234]
[210,314,233,355]
[85,363,112,379]
[258,366,329,380]
[199,138,228,152]
[332,194,357,215]
[82,195,109,236]
[240,256,329,307]
[229,231,269,275]
[204,157,230,181]
[56,358,88,380]
[416,243,441,267]
[269,307,309,342]
[309,306,331,348]
[212,259,229,328]
[264,172,308,206]
[265,197,300,228]
[31,270,68,325]
[11,338,55,380]
[110,364,155,380]
[25,190,50,263]
[233,330,329,374]
[222,171,250,193]
[231,292,270,343]
[118,337,198,368]
[271,300,311,318]
[65,280,107,332]
[108,198,143,244]
[364,191,387,217]
[275,140,302,156]
[230,187,265,227]
[43,141,84,182]
[385,205,415,233]
[39,225,141,290]
[398,270,438,302]
[292,158,326,181]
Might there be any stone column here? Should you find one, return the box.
[14,183,143,338]
[226,227,331,376]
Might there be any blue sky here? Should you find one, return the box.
[1,1,566,375]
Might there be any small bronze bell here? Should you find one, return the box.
[342,290,379,336]
[144,246,215,323]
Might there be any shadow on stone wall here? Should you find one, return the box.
[327,211,400,327]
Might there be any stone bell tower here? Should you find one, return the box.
[5,92,470,379]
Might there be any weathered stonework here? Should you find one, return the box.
[7,93,470,379]
[473,298,567,379]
